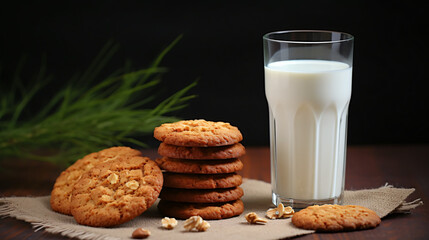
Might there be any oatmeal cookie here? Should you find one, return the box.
[291,204,381,232]
[70,156,163,227]
[158,199,244,220]
[163,172,242,189]
[154,119,243,147]
[155,157,243,174]
[159,186,243,203]
[158,142,246,159]
[50,146,141,215]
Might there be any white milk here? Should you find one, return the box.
[265,60,352,200]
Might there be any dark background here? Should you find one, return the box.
[1,1,427,147]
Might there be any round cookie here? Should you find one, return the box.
[155,157,243,174]
[154,119,243,147]
[50,146,141,215]
[163,172,242,189]
[158,142,246,159]
[70,156,163,227]
[158,199,244,220]
[159,187,243,203]
[292,204,381,232]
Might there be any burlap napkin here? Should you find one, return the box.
[0,179,422,240]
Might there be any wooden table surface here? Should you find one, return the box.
[1,144,428,239]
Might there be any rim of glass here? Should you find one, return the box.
[263,30,354,44]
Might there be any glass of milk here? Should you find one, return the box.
[263,30,354,208]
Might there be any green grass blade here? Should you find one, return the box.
[151,34,183,68]
[78,40,120,86]
[0,35,197,165]
[138,34,183,84]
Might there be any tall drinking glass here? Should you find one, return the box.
[263,30,354,208]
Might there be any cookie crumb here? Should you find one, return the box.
[132,228,150,239]
[161,217,178,230]
[184,216,210,231]
[245,212,268,224]
[266,203,294,219]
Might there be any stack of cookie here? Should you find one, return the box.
[154,119,246,220]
